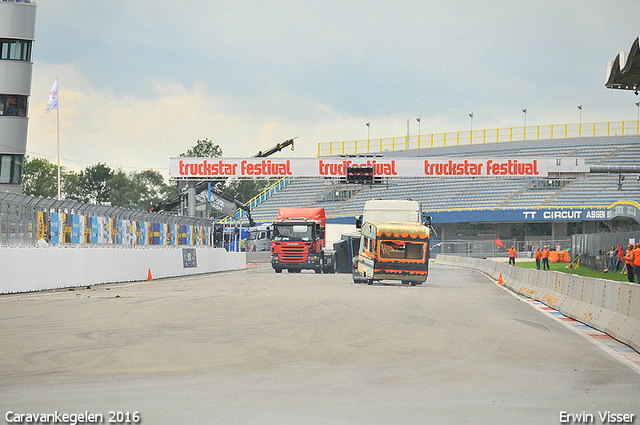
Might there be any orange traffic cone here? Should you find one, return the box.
[147,269,153,281]
[498,273,503,285]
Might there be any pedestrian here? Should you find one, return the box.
[508,246,516,266]
[624,244,635,283]
[542,245,550,270]
[633,243,640,285]
[607,246,617,273]
[534,246,542,270]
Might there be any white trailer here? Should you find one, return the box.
[362,199,422,224]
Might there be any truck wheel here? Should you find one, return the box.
[274,268,282,273]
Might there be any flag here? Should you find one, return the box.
[45,79,58,113]
[494,238,504,247]
[429,242,442,251]
[617,242,624,261]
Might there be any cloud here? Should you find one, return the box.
[25,0,640,181]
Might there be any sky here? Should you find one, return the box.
[26,0,640,179]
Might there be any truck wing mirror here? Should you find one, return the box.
[355,215,362,229]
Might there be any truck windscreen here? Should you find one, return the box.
[273,224,313,242]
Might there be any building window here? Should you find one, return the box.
[0,154,23,184]
[0,39,32,61]
[0,94,28,117]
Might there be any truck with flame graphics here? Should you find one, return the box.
[354,221,431,285]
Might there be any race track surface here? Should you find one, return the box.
[1,262,638,424]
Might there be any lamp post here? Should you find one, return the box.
[366,122,370,141]
[577,105,582,137]
[522,108,527,140]
[469,112,473,131]
[416,117,421,145]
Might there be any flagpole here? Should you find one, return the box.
[56,91,60,199]
[45,78,60,198]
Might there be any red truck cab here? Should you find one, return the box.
[271,207,333,273]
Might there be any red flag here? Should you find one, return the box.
[618,242,624,260]
[494,238,504,247]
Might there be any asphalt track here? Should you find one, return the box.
[1,260,639,425]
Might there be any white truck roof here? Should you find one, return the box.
[362,199,422,224]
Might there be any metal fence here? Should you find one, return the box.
[434,238,572,260]
[318,120,640,156]
[0,192,214,248]
[572,230,640,272]
[572,231,640,257]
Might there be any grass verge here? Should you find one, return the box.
[516,261,632,282]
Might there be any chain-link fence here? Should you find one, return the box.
[572,231,640,257]
[572,230,640,272]
[0,192,215,248]
[433,238,572,260]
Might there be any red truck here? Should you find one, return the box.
[271,207,334,273]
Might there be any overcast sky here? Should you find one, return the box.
[26,0,640,177]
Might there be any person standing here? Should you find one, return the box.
[624,244,635,283]
[542,246,550,270]
[633,243,640,285]
[607,246,617,273]
[508,246,517,266]
[534,246,542,270]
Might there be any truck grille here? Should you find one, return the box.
[280,246,307,262]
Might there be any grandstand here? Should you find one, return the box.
[245,134,640,239]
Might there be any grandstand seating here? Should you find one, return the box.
[247,135,640,223]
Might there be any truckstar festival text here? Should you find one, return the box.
[170,157,577,178]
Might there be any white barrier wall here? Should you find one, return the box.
[0,247,246,294]
[436,254,640,353]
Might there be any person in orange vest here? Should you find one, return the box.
[633,243,640,285]
[542,246,551,270]
[624,244,635,283]
[534,246,543,270]
[507,246,517,266]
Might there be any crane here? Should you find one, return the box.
[148,138,296,216]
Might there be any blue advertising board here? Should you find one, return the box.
[423,201,640,224]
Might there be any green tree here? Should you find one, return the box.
[22,156,59,198]
[22,156,77,199]
[224,177,277,204]
[110,169,175,210]
[108,170,139,209]
[67,163,113,204]
[179,138,223,158]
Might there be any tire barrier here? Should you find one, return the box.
[435,254,640,353]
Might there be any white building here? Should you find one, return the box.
[0,0,36,193]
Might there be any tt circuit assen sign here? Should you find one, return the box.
[170,157,587,178]
[425,201,640,224]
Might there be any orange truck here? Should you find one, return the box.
[271,207,335,273]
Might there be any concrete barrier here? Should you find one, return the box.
[436,254,640,353]
[0,246,246,294]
